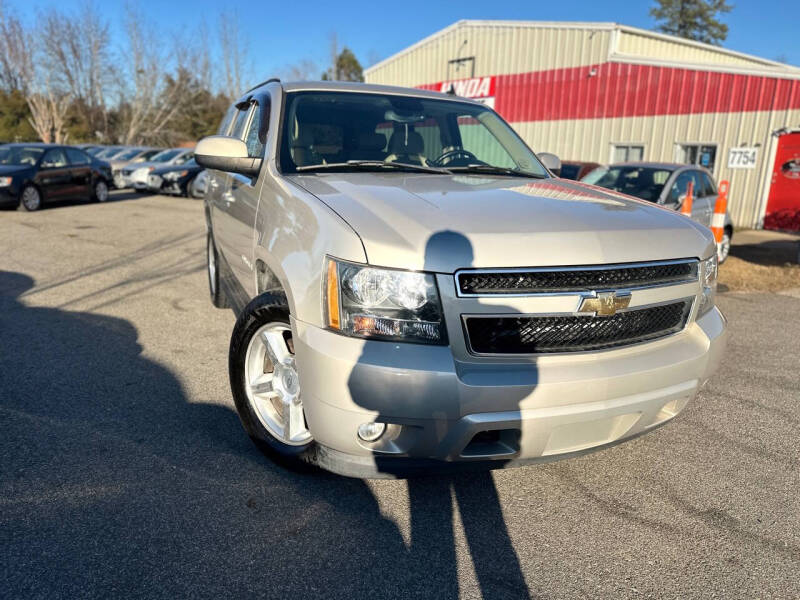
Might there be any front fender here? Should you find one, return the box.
[253,168,365,327]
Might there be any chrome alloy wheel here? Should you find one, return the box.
[21,186,41,210]
[95,180,109,202]
[244,323,311,446]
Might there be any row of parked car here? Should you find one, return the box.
[0,142,207,212]
[77,144,207,198]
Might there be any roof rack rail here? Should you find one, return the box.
[245,77,281,93]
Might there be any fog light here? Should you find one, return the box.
[357,422,386,442]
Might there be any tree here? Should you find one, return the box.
[321,34,364,82]
[39,3,112,139]
[650,0,733,46]
[0,3,70,142]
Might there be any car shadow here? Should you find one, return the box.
[347,231,536,599]
[0,270,420,598]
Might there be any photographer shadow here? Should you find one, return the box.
[0,270,413,598]
[348,231,536,598]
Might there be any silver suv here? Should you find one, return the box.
[197,80,727,478]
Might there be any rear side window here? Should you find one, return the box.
[66,148,91,165]
[42,149,68,168]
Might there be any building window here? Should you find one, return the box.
[677,144,717,172]
[612,144,644,163]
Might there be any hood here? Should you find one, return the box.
[0,165,31,176]
[289,173,716,272]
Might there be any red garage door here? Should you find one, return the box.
[764,131,800,231]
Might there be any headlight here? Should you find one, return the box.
[325,257,445,344]
[0,176,12,187]
[697,254,718,317]
[163,170,188,181]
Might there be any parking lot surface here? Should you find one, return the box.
[1,193,799,599]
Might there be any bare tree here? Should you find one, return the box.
[39,2,112,138]
[0,3,31,92]
[0,3,69,142]
[219,14,252,99]
[116,6,207,144]
[280,59,318,81]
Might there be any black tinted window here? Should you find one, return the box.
[66,148,91,165]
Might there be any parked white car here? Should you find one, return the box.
[123,148,194,191]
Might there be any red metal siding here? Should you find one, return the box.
[421,63,800,122]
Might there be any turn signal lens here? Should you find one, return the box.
[326,258,340,329]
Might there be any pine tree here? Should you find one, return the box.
[650,0,733,46]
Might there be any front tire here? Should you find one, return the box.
[93,179,109,202]
[20,185,42,211]
[229,297,316,467]
[207,232,229,309]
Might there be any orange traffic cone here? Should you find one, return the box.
[711,181,729,244]
[680,181,694,216]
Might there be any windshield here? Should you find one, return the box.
[115,148,144,160]
[150,149,182,162]
[279,91,547,177]
[582,166,673,203]
[0,146,44,166]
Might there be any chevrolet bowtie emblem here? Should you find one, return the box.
[578,291,631,317]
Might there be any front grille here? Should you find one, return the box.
[464,300,692,354]
[457,260,697,295]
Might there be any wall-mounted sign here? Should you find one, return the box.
[727,147,758,169]
[429,76,496,108]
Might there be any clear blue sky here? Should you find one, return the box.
[15,0,800,82]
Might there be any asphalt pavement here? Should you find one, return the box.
[1,192,798,599]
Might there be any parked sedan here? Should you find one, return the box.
[0,144,112,211]
[582,162,734,261]
[146,158,205,197]
[108,147,162,188]
[124,148,194,191]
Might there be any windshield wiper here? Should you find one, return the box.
[296,160,451,175]
[449,164,547,178]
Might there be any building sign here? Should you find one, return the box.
[431,76,496,108]
[727,147,758,169]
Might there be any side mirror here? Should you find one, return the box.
[195,135,262,177]
[538,152,561,176]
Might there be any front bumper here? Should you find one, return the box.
[0,187,19,207]
[293,306,727,478]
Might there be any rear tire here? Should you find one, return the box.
[229,296,317,469]
[207,231,229,309]
[93,179,109,202]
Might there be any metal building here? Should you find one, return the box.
[364,21,800,229]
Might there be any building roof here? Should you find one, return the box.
[365,20,800,80]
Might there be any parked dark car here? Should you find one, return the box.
[145,158,204,197]
[0,143,113,211]
[559,160,602,180]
